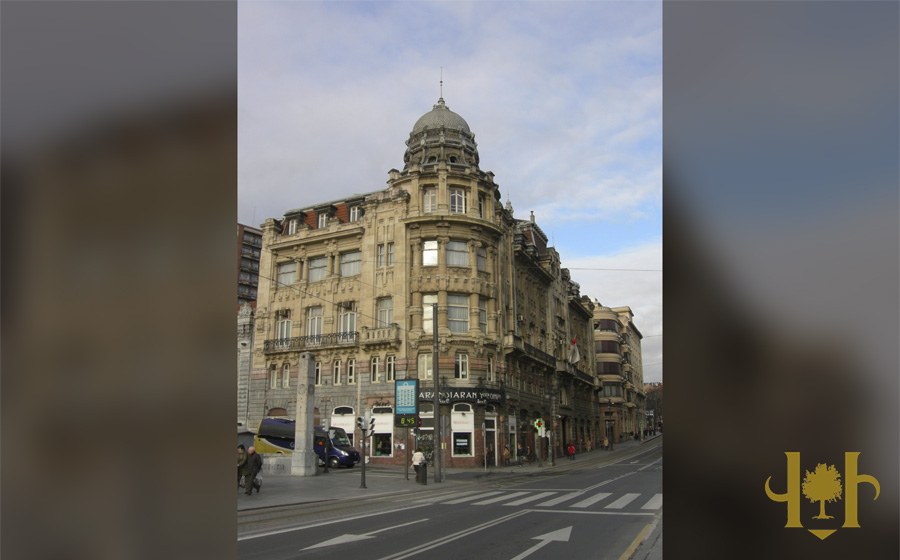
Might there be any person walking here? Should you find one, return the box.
[502,445,510,467]
[245,446,263,495]
[602,436,609,451]
[517,442,524,466]
[237,444,249,490]
[567,443,576,460]
[411,447,426,482]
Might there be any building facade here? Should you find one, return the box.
[238,223,263,307]
[247,98,621,467]
[593,304,645,444]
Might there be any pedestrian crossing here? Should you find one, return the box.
[433,489,662,512]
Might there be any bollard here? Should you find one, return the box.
[417,463,428,485]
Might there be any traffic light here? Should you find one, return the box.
[369,417,375,432]
[357,416,364,431]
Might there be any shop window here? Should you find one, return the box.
[372,434,393,456]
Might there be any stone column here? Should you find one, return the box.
[292,352,318,476]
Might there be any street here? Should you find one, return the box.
[238,439,661,560]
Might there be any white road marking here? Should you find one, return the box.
[509,526,572,560]
[504,492,557,506]
[571,492,612,508]
[473,492,531,505]
[641,493,663,510]
[443,491,502,504]
[535,491,584,507]
[605,493,641,509]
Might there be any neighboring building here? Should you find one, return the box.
[237,303,255,430]
[593,304,645,444]
[238,223,262,307]
[248,98,610,467]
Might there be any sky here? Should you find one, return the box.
[238,1,662,382]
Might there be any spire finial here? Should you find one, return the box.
[440,66,443,98]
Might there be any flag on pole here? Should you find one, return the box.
[569,336,581,365]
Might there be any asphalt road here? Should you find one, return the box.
[239,441,662,560]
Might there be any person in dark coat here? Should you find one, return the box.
[237,444,249,489]
[245,446,263,495]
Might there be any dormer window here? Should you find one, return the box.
[449,156,458,164]
[427,155,437,164]
[349,206,362,222]
[287,219,298,235]
[317,213,328,229]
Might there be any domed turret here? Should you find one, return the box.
[411,98,471,135]
[403,98,479,170]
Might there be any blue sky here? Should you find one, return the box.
[239,1,662,381]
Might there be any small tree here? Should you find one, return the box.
[802,463,842,520]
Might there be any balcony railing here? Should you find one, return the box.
[523,342,555,367]
[264,331,359,353]
[360,325,400,347]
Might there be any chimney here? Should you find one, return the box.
[530,210,535,223]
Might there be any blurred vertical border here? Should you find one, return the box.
[1,2,237,559]
[664,1,898,558]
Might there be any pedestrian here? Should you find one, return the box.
[411,447,425,481]
[587,438,592,452]
[245,446,263,495]
[237,444,249,490]
[568,443,576,460]
[602,436,609,451]
[517,442,524,466]
[502,445,510,467]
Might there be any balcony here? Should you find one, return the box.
[360,325,401,349]
[263,332,359,354]
[523,342,555,367]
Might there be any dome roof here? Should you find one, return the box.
[411,98,471,135]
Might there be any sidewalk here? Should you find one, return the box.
[237,434,661,512]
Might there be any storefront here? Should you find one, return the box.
[370,406,394,458]
[330,406,356,444]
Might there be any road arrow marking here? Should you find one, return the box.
[302,518,429,551]
[509,526,572,560]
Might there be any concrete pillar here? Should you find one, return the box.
[292,352,318,476]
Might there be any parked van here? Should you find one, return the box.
[254,418,360,468]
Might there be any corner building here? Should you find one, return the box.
[249,98,601,467]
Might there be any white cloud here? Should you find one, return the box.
[559,241,663,383]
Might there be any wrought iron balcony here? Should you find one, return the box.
[263,331,359,353]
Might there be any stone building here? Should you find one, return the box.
[247,98,606,467]
[593,304,645,444]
